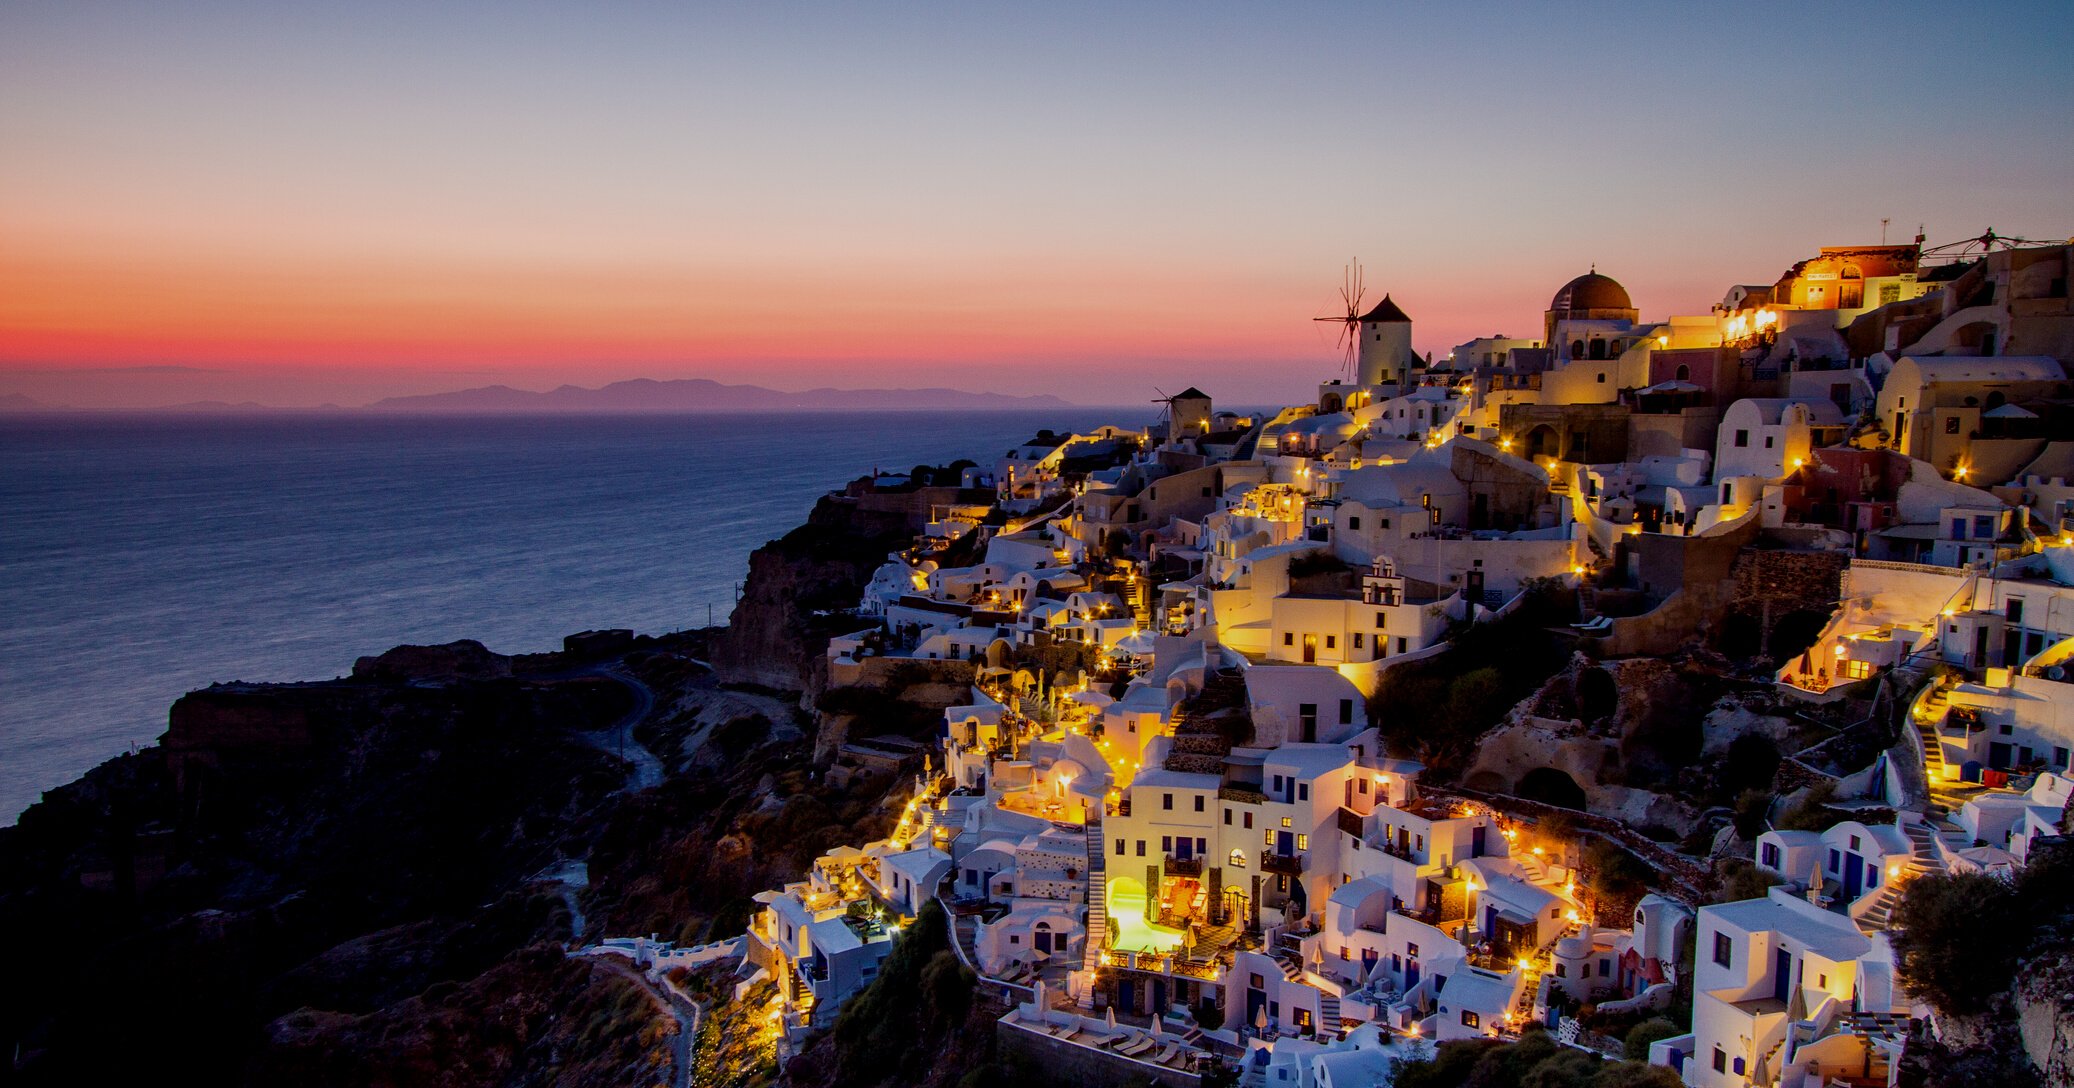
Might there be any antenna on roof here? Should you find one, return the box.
[1881,218,1890,244]
[1312,259,1366,378]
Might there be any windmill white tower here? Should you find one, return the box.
[1354,294,1414,388]
[1314,260,1415,389]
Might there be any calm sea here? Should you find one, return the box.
[0,408,1133,823]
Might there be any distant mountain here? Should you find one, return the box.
[366,378,1073,413]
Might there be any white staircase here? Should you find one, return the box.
[1083,818,1108,971]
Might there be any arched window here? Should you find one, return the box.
[1571,340,1585,358]
[1228,848,1247,869]
[1675,364,1690,381]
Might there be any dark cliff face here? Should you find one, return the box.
[1,620,911,1087]
[0,651,639,1085]
[712,495,913,693]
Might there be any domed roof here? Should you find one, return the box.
[1550,271,1632,313]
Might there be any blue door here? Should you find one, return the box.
[1277,831,1294,855]
[1843,853,1864,899]
[1176,838,1192,861]
[1362,949,1379,975]
[1246,987,1266,1029]
[1773,948,1791,1002]
[1472,825,1487,857]
[1120,980,1137,1012]
[1406,958,1420,988]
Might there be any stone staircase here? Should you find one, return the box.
[1270,946,1305,982]
[1165,669,1248,775]
[1318,991,1342,1037]
[1915,683,1952,814]
[1756,1036,1786,1087]
[1862,821,1949,931]
[1082,818,1108,972]
[953,910,981,964]
[1576,584,1600,622]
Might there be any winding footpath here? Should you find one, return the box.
[571,663,665,793]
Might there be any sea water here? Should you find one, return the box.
[0,408,1133,822]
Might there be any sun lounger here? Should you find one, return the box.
[1149,1042,1180,1064]
[1117,1034,1158,1057]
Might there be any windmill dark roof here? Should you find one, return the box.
[1171,387,1211,401]
[1357,295,1411,323]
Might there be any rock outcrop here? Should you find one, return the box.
[713,494,912,693]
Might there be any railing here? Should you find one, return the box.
[1220,786,1268,805]
[1849,558,1964,576]
[1261,852,1305,875]
[1164,855,1203,877]
[1377,839,1417,863]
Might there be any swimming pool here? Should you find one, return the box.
[1105,876,1187,953]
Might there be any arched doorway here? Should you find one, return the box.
[1517,767,1588,810]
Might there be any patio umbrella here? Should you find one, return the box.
[1106,1006,1117,1030]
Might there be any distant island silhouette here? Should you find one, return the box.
[0,379,1077,413]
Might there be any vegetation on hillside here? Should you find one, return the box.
[1366,607,1571,770]
[1393,1030,1682,1088]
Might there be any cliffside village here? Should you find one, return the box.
[652,239,2074,1087]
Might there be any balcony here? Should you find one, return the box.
[1164,855,1203,877]
[1260,851,1305,875]
[1219,785,1268,805]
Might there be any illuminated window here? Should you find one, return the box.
[1229,850,1246,869]
[1281,817,1293,828]
[1842,660,1872,680]
[1297,834,1309,851]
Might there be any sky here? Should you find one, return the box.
[3,1,2070,408]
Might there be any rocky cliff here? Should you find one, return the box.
[713,494,913,693]
[1,614,919,1088]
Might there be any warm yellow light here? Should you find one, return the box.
[1953,465,1969,479]
[1792,457,1805,469]
[1515,957,1533,971]
[1532,846,1544,856]
[1656,335,1668,347]
[1571,565,1586,577]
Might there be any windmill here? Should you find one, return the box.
[1314,259,1366,377]
[1150,386,1175,433]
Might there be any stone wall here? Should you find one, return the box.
[993,1020,1203,1088]
[1728,548,1850,625]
